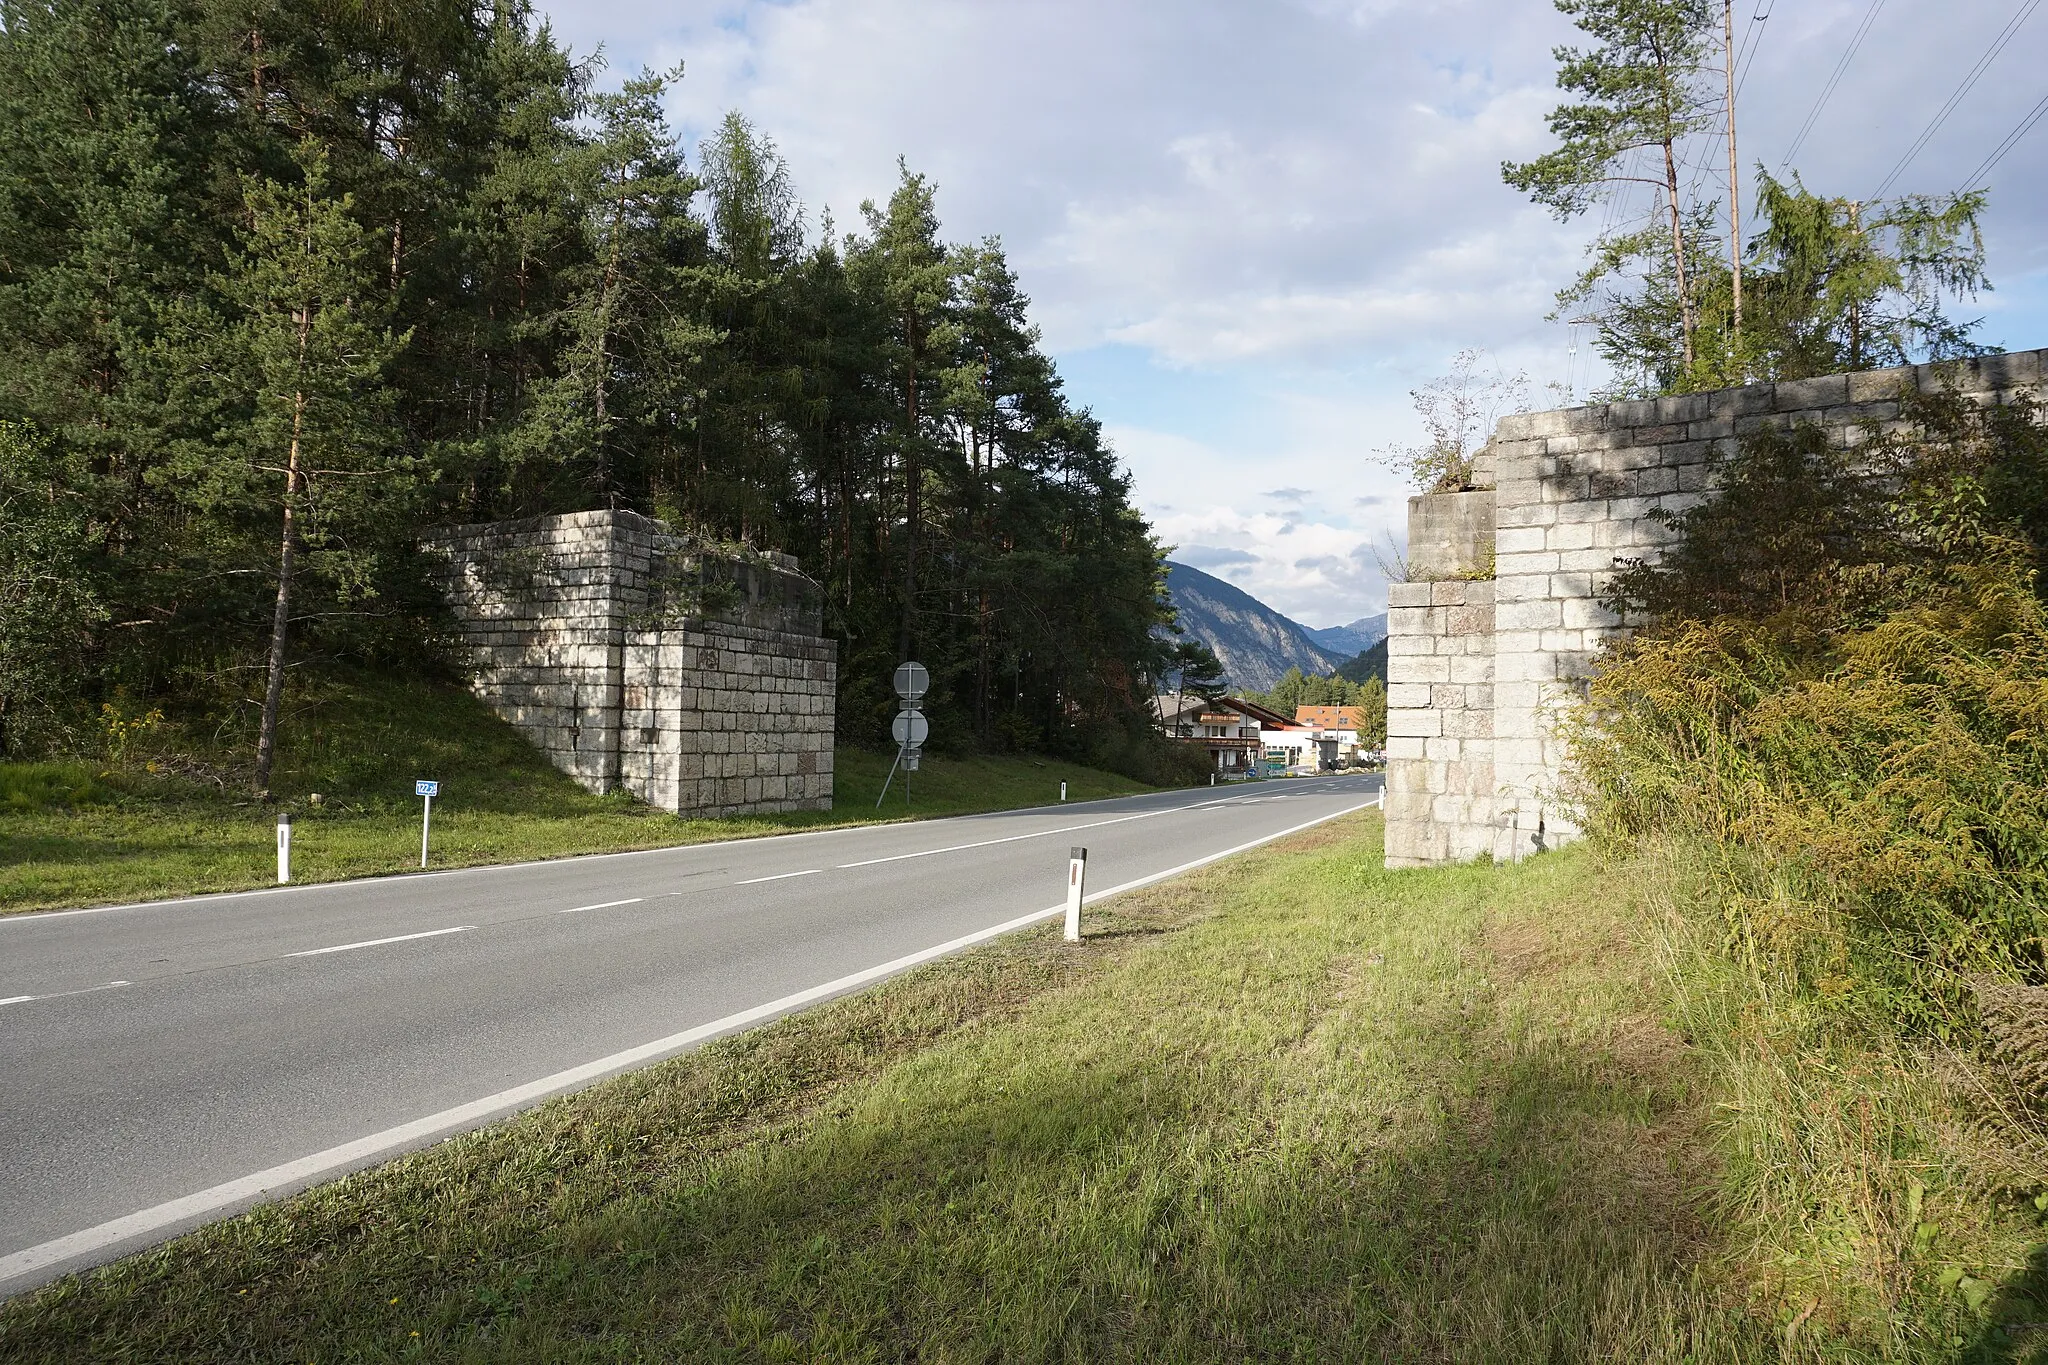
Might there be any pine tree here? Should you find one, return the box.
[1504,0,1717,374]
[221,140,409,794]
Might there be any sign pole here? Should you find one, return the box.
[1065,846,1087,942]
[875,746,904,808]
[414,779,440,868]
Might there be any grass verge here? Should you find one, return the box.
[0,673,1159,914]
[0,812,1781,1362]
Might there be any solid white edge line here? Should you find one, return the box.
[0,995,32,1006]
[285,926,476,958]
[0,777,1378,924]
[831,804,1194,869]
[558,898,645,915]
[0,795,1379,1292]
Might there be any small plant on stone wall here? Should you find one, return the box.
[628,557,746,630]
[472,546,553,597]
[1376,348,1528,493]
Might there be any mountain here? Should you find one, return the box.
[1336,637,1388,685]
[1303,614,1388,659]
[1164,562,1350,693]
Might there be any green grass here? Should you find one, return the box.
[0,674,1159,914]
[0,813,1781,1362]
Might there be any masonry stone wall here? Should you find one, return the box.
[423,509,836,818]
[1386,348,2048,868]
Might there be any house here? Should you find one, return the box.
[1156,693,1293,775]
[1295,705,1368,765]
[1295,704,1369,732]
[1259,719,1338,773]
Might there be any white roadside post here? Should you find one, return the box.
[275,812,291,884]
[1065,846,1087,942]
[1059,781,1067,803]
[415,779,439,868]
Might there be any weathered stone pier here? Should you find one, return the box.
[1385,349,2047,868]
[424,509,836,818]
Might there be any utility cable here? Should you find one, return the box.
[1958,87,2048,191]
[1870,0,2042,197]
[1781,0,1886,167]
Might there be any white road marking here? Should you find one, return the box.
[0,796,1375,1295]
[0,981,131,1007]
[830,797,1248,870]
[286,927,475,958]
[735,869,820,885]
[558,898,644,915]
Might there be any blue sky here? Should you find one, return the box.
[545,0,2048,627]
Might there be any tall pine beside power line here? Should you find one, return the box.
[1504,0,1718,381]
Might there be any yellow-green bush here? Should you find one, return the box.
[1580,386,2048,1031]
[1578,572,2048,1029]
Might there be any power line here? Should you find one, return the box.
[1734,2,1772,101]
[1871,0,2043,197]
[1781,0,1886,167]
[1958,87,2048,191]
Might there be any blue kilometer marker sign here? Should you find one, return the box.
[415,780,440,866]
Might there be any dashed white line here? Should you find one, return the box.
[0,981,131,1006]
[558,898,644,915]
[735,869,821,885]
[286,927,475,958]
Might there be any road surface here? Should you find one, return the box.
[0,774,1378,1295]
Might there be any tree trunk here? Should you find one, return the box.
[1652,36,1695,371]
[898,317,918,661]
[1724,0,1742,352]
[1661,135,1694,370]
[254,313,310,796]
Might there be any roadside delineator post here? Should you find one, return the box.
[1059,781,1067,803]
[1065,846,1087,942]
[276,813,292,884]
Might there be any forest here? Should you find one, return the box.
[0,0,1187,785]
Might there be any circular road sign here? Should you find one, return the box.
[892,660,929,701]
[891,708,930,748]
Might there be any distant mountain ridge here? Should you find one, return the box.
[1303,614,1388,659]
[1164,562,1350,693]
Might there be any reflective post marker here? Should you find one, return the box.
[1065,846,1087,942]
[415,779,440,867]
[1060,781,1067,803]
[276,813,292,884]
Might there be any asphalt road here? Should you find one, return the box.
[0,774,1379,1295]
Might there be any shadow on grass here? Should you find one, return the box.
[0,1015,1759,1361]
[1957,1240,2048,1364]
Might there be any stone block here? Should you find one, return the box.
[1545,522,1595,552]
[1387,581,1435,608]
[1388,709,1442,739]
[1496,599,1562,631]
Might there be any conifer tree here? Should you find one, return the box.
[1504,0,1717,372]
[222,141,408,794]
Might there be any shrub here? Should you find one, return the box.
[1576,385,2048,1030]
